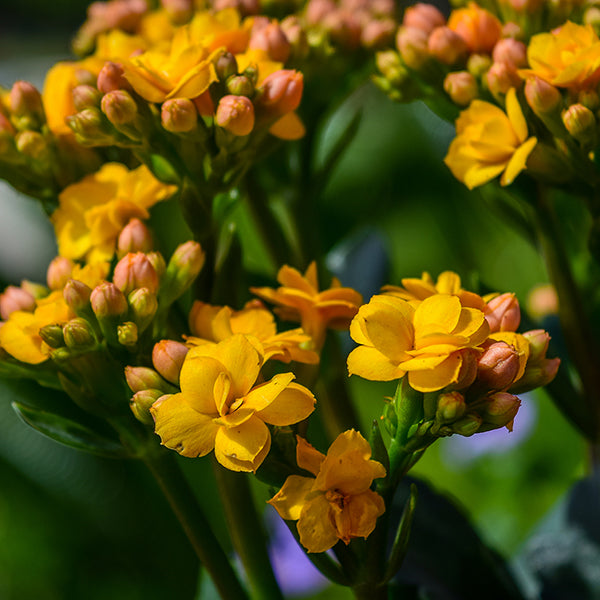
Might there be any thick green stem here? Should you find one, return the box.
[534,185,600,441]
[143,450,250,600]
[212,461,284,600]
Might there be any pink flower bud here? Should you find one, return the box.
[125,365,171,393]
[249,22,291,63]
[47,256,75,290]
[161,98,198,133]
[216,95,255,136]
[444,71,478,106]
[360,18,396,49]
[306,0,336,26]
[428,26,468,65]
[524,77,562,116]
[477,341,520,390]
[97,61,130,94]
[91,282,128,318]
[281,16,309,57]
[113,252,159,295]
[101,90,138,125]
[10,81,44,128]
[256,70,304,117]
[485,61,521,97]
[72,85,103,112]
[0,285,36,319]
[485,293,520,332]
[403,3,445,34]
[396,26,430,70]
[436,391,467,423]
[64,279,92,312]
[117,218,154,257]
[481,392,521,430]
[451,413,482,436]
[213,0,259,16]
[152,339,188,385]
[492,38,527,69]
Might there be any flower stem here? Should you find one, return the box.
[212,460,284,600]
[143,450,250,600]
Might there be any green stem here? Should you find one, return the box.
[534,185,600,441]
[143,450,250,600]
[212,461,284,600]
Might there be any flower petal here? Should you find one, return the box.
[297,494,339,553]
[214,415,271,472]
[254,381,316,426]
[267,475,315,520]
[347,345,407,381]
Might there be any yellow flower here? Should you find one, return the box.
[0,291,73,364]
[188,8,251,54]
[444,88,537,190]
[268,431,386,553]
[250,262,363,349]
[382,271,487,311]
[519,22,600,91]
[151,335,316,472]
[123,25,220,103]
[51,163,177,263]
[187,300,319,364]
[347,294,489,392]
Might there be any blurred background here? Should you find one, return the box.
[0,3,588,599]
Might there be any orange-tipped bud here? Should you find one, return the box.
[91,282,128,318]
[64,279,92,313]
[563,103,597,144]
[485,62,521,97]
[249,21,291,63]
[0,285,36,319]
[47,256,75,290]
[118,321,138,346]
[128,287,158,332]
[477,341,520,390]
[436,391,467,423]
[444,71,478,106]
[125,365,174,393]
[428,26,468,65]
[361,18,396,49]
[161,98,198,133]
[216,95,255,136]
[403,3,445,34]
[146,251,166,279]
[72,85,103,112]
[485,293,520,332]
[63,318,96,349]
[492,38,527,68]
[306,0,337,26]
[524,77,562,117]
[113,252,159,295]
[226,75,254,98]
[396,26,430,70]
[130,389,164,425]
[481,392,521,430]
[67,108,114,144]
[101,90,138,125]
[97,61,130,94]
[152,339,188,385]
[447,4,502,54]
[521,329,550,362]
[10,81,45,130]
[256,70,303,117]
[117,218,154,257]
[160,241,205,304]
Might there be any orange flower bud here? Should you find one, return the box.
[492,38,527,69]
[525,77,562,116]
[91,281,128,318]
[444,71,478,106]
[47,256,75,290]
[403,3,445,34]
[521,329,550,362]
[249,21,291,63]
[256,70,303,117]
[152,339,189,385]
[448,3,502,54]
[485,61,521,97]
[113,252,159,295]
[97,61,130,94]
[216,95,255,136]
[117,218,154,257]
[485,293,520,332]
[101,90,138,125]
[10,81,44,130]
[396,26,430,70]
[161,98,198,133]
[480,392,521,430]
[428,26,468,65]
[125,365,172,393]
[0,285,36,319]
[477,341,520,390]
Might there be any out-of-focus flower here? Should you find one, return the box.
[268,431,386,553]
[444,88,538,189]
[402,3,445,34]
[485,292,520,332]
[250,262,362,349]
[0,285,36,320]
[51,163,177,263]
[443,71,478,106]
[151,335,316,472]
[447,3,502,54]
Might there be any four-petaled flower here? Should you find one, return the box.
[151,334,316,472]
[268,430,386,553]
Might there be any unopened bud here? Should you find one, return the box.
[480,392,521,430]
[467,53,492,78]
[526,285,558,321]
[146,251,166,279]
[485,293,520,332]
[47,256,75,290]
[118,321,138,346]
[0,285,36,319]
[521,329,550,362]
[492,38,527,69]
[161,241,205,303]
[97,61,129,94]
[152,339,188,385]
[306,0,336,26]
[127,287,158,332]
[117,218,154,257]
[281,16,309,57]
[72,85,103,112]
[477,341,520,390]
[125,365,175,393]
[10,81,45,130]
[485,62,521,98]
[249,22,291,63]
[525,77,562,116]
[113,252,159,295]
[215,52,239,82]
[436,391,466,423]
[15,130,49,161]
[101,90,138,125]
[213,0,259,15]
[447,4,502,54]
[578,90,600,112]
[161,98,197,133]
[256,70,303,117]
[63,279,92,313]
[451,413,482,436]
[63,318,96,349]
[216,95,255,136]
[361,18,396,49]
[39,323,66,349]
[91,282,128,318]
[562,103,597,145]
[396,26,430,70]
[226,75,254,98]
[444,71,478,106]
[67,108,113,144]
[428,26,468,65]
[402,2,445,34]
[130,389,164,425]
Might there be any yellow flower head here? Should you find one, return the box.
[268,431,386,553]
[187,300,319,364]
[0,291,73,364]
[347,294,489,392]
[151,334,316,472]
[519,22,600,91]
[382,271,486,311]
[51,163,177,264]
[250,262,363,350]
[444,88,538,190]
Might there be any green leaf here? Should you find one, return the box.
[12,401,130,458]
